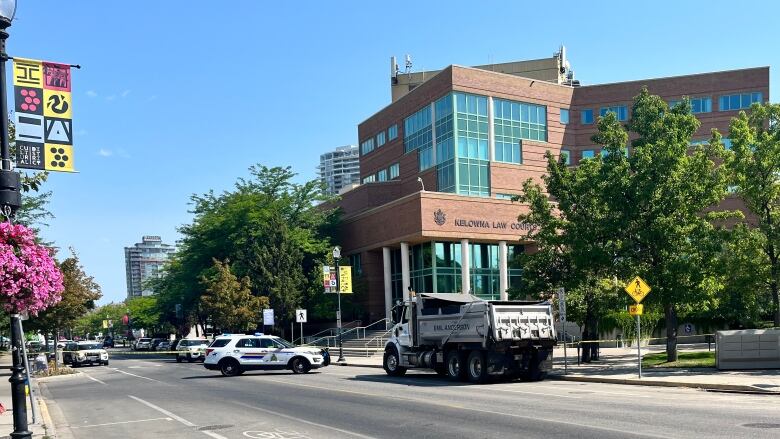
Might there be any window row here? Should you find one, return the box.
[719,92,762,111]
[669,96,712,114]
[361,163,400,184]
[361,123,399,156]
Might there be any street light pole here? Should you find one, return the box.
[333,246,345,363]
[0,2,30,438]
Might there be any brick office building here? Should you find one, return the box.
[333,49,769,322]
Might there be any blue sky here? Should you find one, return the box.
[8,0,778,304]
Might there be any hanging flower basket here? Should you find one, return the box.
[0,222,63,315]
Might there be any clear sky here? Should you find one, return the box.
[7,0,778,304]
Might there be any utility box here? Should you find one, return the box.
[716,329,780,370]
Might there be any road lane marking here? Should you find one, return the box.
[70,417,171,428]
[111,368,166,384]
[81,372,107,385]
[261,378,668,438]
[128,395,228,439]
[232,401,378,439]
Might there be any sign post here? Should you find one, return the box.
[296,309,307,345]
[624,277,651,379]
[556,287,567,375]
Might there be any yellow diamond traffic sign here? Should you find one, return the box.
[624,276,651,303]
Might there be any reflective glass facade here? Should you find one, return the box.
[719,92,762,111]
[390,241,524,302]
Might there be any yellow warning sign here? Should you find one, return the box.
[338,266,353,294]
[629,304,644,316]
[624,276,651,303]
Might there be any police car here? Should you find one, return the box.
[203,333,330,377]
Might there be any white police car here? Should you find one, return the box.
[203,333,330,377]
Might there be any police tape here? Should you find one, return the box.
[560,333,716,347]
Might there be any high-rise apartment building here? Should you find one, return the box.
[124,236,176,299]
[318,145,360,196]
[331,48,769,322]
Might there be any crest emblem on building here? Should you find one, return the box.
[433,209,446,226]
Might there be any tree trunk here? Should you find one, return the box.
[770,260,779,327]
[581,296,598,363]
[665,303,678,362]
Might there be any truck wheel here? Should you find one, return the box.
[383,347,406,376]
[445,350,467,382]
[467,350,489,384]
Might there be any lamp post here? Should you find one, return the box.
[333,246,345,363]
[0,2,29,438]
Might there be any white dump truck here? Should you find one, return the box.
[383,293,556,383]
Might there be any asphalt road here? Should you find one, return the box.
[37,354,780,439]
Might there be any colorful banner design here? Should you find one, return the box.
[13,58,75,172]
[322,265,352,294]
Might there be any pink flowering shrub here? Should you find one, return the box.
[0,222,63,315]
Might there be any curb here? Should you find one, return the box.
[36,394,55,439]
[337,362,382,369]
[548,374,780,394]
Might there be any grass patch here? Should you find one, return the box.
[642,351,715,368]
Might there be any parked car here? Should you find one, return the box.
[71,342,109,367]
[155,341,171,351]
[150,338,165,351]
[134,338,152,351]
[62,342,78,365]
[57,340,73,349]
[174,339,210,363]
[103,337,114,348]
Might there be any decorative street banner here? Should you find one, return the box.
[323,265,352,293]
[13,58,75,172]
[338,266,353,294]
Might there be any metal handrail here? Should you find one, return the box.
[339,318,390,341]
[306,319,362,341]
[364,328,393,349]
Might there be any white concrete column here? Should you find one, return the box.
[460,239,470,295]
[488,96,495,162]
[430,102,437,166]
[499,241,508,301]
[400,242,411,301]
[383,247,393,321]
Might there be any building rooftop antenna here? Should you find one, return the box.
[405,54,413,74]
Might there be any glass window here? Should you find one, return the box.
[493,97,546,164]
[719,92,763,111]
[599,105,628,121]
[495,193,514,200]
[389,163,400,179]
[404,106,432,153]
[560,108,569,124]
[360,138,375,155]
[560,149,571,165]
[349,253,362,276]
[376,131,386,147]
[388,124,398,140]
[362,175,375,184]
[209,339,230,348]
[236,338,260,348]
[377,169,388,182]
[670,97,712,114]
[582,149,595,160]
[581,109,593,125]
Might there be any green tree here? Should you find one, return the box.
[154,165,337,336]
[200,259,268,333]
[27,250,102,365]
[126,296,164,333]
[714,225,771,327]
[620,90,731,361]
[726,102,780,326]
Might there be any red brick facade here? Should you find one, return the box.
[335,65,770,321]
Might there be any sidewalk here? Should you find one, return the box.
[0,353,53,439]
[337,344,780,394]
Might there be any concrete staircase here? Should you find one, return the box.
[307,321,391,358]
